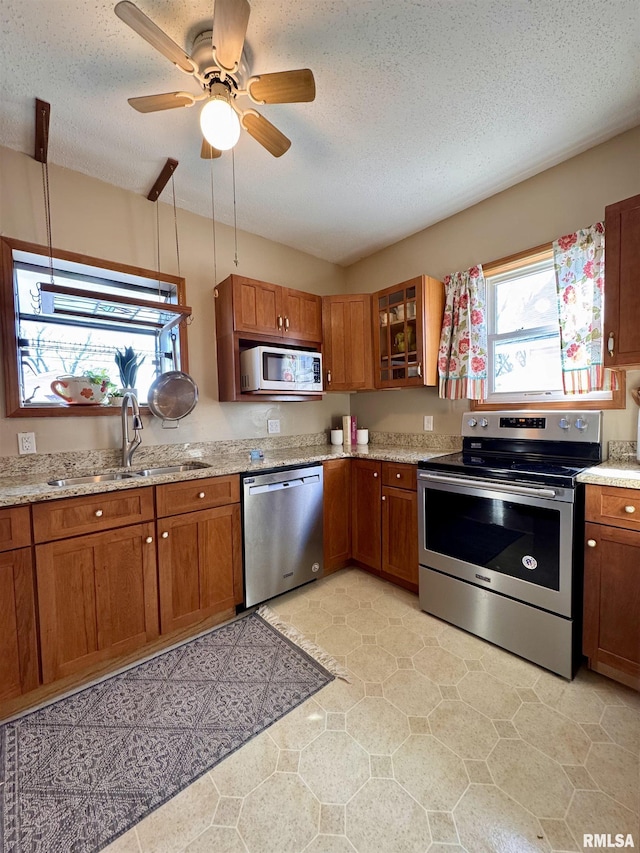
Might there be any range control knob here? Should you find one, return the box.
[479,418,489,428]
[467,418,478,428]
[558,417,571,430]
[574,417,588,431]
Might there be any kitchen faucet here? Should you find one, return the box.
[121,390,143,467]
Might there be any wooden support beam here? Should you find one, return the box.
[34,98,50,163]
[147,158,179,202]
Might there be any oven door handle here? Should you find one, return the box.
[418,471,557,499]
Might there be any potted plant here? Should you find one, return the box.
[114,347,144,392]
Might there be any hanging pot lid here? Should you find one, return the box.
[147,370,198,426]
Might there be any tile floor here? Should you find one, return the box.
[104,568,639,853]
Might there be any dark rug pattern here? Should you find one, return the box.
[0,613,333,852]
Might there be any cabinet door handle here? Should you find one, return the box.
[284,316,290,331]
[396,473,401,479]
[327,369,331,384]
[145,536,153,544]
[607,333,614,356]
[94,509,103,517]
[624,505,636,514]
[198,492,206,499]
[277,315,283,329]
[381,495,386,501]
[417,362,422,377]
[161,531,169,538]
[373,472,378,478]
[586,539,597,548]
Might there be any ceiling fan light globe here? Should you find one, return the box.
[199,99,241,151]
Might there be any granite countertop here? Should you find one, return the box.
[577,458,640,490]
[0,443,451,508]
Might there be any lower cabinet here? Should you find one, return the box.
[36,522,159,683]
[0,546,39,700]
[323,458,352,573]
[157,504,241,634]
[351,459,418,591]
[583,484,640,689]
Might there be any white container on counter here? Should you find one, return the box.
[330,429,344,445]
[356,429,369,445]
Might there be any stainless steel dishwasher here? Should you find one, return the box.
[242,465,324,607]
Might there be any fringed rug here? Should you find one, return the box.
[0,608,341,853]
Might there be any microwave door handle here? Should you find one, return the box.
[418,471,557,499]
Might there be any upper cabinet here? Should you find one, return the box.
[604,193,640,368]
[225,275,322,343]
[373,275,444,389]
[322,294,374,392]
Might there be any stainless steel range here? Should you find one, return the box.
[418,410,602,679]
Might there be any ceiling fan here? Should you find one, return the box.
[114,0,316,158]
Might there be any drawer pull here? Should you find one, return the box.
[382,495,386,501]
[161,531,169,539]
[198,491,206,499]
[145,536,153,544]
[373,472,378,478]
[94,509,103,518]
[624,505,636,514]
[396,473,401,479]
[586,539,597,548]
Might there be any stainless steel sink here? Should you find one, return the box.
[133,462,211,477]
[47,472,138,486]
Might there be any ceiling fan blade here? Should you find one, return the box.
[241,111,291,157]
[128,92,196,113]
[115,1,195,74]
[211,0,250,72]
[247,69,316,104]
[201,139,223,159]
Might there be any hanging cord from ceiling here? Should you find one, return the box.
[231,148,239,267]
[35,101,55,316]
[210,158,218,288]
[171,173,181,281]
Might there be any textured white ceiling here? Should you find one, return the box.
[1,0,639,266]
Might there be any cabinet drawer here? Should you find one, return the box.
[0,506,31,552]
[156,475,240,517]
[585,485,640,531]
[382,462,416,490]
[32,487,155,543]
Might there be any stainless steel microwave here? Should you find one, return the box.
[240,346,323,393]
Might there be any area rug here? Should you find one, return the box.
[0,607,340,853]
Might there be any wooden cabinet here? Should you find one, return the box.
[373,275,444,389]
[323,459,352,573]
[156,475,242,634]
[351,459,418,591]
[322,294,373,391]
[36,521,159,683]
[215,274,323,402]
[0,506,39,701]
[604,193,640,367]
[583,484,640,690]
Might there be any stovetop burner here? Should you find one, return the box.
[419,451,593,489]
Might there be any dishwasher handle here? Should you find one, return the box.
[248,474,320,495]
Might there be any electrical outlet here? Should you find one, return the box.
[267,419,280,434]
[423,415,434,431]
[18,432,37,454]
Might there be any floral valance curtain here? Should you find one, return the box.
[438,265,488,400]
[553,223,618,393]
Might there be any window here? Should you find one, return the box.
[477,245,623,410]
[0,238,190,417]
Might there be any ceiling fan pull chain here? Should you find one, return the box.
[232,148,239,267]
[210,159,218,287]
[171,173,181,280]
[156,200,161,300]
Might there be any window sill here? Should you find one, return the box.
[472,373,626,412]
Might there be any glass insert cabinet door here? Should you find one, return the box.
[373,275,444,389]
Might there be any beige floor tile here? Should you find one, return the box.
[370,754,393,777]
[346,644,398,683]
[320,802,345,834]
[377,625,424,657]
[533,676,606,725]
[585,742,640,813]
[347,696,410,754]
[212,796,243,827]
[487,739,574,819]
[481,646,541,688]
[393,734,469,810]
[346,608,390,635]
[136,775,218,853]
[289,607,334,637]
[102,829,142,853]
[320,592,361,617]
[277,749,300,773]
[561,764,598,791]
[427,845,467,853]
[183,825,247,852]
[365,682,383,696]
[513,704,592,765]
[457,671,522,720]
[401,609,448,638]
[430,700,498,760]
[299,730,370,803]
[409,716,431,734]
[413,646,468,685]
[438,625,488,660]
[268,697,326,750]
[440,685,461,701]
[383,668,442,717]
[314,674,365,713]
[209,731,278,797]
[538,818,579,852]
[453,784,550,853]
[565,790,639,851]
[579,723,612,743]
[304,835,357,853]
[237,773,319,853]
[345,778,431,853]
[316,624,362,656]
[464,759,493,784]
[327,711,346,730]
[371,594,416,620]
[599,704,640,755]
[428,811,459,844]
[493,720,519,739]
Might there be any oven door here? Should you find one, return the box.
[417,471,575,617]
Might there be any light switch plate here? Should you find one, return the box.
[423,415,434,431]
[267,419,280,434]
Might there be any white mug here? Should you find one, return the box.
[330,429,344,445]
[356,428,369,445]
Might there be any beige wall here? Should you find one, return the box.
[346,126,640,451]
[0,145,349,457]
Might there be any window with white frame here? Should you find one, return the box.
[1,238,189,415]
[484,250,613,405]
